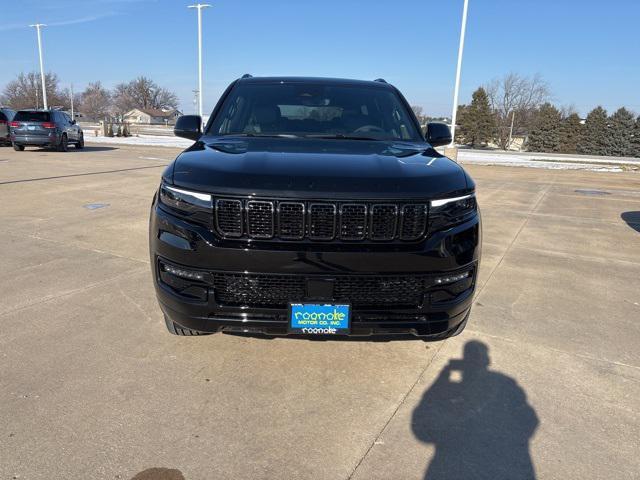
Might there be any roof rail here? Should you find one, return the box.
[241,73,253,79]
[373,78,387,83]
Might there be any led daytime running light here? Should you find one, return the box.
[162,264,205,281]
[434,271,470,285]
[430,193,475,208]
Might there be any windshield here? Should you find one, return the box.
[14,111,51,122]
[208,83,422,141]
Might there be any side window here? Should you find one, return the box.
[0,112,7,122]
[217,96,246,134]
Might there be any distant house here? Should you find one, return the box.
[124,108,182,125]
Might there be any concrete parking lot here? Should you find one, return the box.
[1,144,639,480]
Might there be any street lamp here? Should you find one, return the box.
[449,0,469,146]
[187,4,211,120]
[29,23,48,110]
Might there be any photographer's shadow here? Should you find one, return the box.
[412,341,538,480]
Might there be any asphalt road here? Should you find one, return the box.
[1,144,639,479]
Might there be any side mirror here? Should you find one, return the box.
[174,115,202,141]
[425,122,452,147]
[71,119,76,125]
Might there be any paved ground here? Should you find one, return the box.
[1,144,639,480]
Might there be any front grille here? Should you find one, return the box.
[213,273,429,308]
[214,197,428,242]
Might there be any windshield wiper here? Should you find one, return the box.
[304,134,382,141]
[222,133,299,138]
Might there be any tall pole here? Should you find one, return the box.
[449,0,469,146]
[30,23,48,110]
[70,84,74,120]
[188,4,211,120]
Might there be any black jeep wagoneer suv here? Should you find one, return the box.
[149,76,481,339]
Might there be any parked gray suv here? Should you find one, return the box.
[10,109,84,151]
[0,107,16,145]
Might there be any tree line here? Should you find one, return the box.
[451,73,639,157]
[0,72,179,121]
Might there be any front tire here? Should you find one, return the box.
[13,143,25,151]
[57,134,68,152]
[75,133,84,149]
[164,314,212,336]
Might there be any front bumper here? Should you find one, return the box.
[150,202,481,339]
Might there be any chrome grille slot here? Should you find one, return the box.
[308,203,336,240]
[370,204,398,240]
[340,204,367,240]
[400,204,427,240]
[278,202,305,239]
[215,199,243,237]
[247,201,274,238]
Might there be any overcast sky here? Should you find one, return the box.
[1,0,639,117]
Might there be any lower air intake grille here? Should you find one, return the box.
[213,273,427,308]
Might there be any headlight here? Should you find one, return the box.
[429,193,477,231]
[158,182,213,225]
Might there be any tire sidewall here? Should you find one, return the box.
[58,134,68,152]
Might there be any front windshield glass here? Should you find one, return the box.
[208,83,422,141]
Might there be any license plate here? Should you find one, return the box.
[289,303,350,335]
[28,125,37,131]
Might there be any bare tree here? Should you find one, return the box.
[80,82,112,121]
[411,105,425,124]
[485,73,551,149]
[1,72,69,110]
[112,76,178,115]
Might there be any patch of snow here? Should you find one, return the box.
[456,150,638,172]
[85,134,193,148]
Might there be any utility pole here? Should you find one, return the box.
[449,0,469,145]
[192,89,200,115]
[70,84,74,120]
[187,4,211,120]
[508,110,515,150]
[30,23,48,110]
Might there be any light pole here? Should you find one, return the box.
[188,4,211,120]
[70,83,74,120]
[449,0,469,146]
[30,23,48,110]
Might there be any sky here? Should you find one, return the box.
[1,0,639,117]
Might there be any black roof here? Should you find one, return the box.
[237,76,394,89]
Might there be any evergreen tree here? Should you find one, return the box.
[608,107,636,157]
[454,105,469,144]
[526,103,562,153]
[578,106,609,155]
[632,116,640,158]
[558,113,582,154]
[456,87,495,147]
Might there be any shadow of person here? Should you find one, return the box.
[130,468,185,480]
[412,341,538,480]
[621,211,640,233]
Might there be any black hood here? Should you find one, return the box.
[169,136,470,199]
